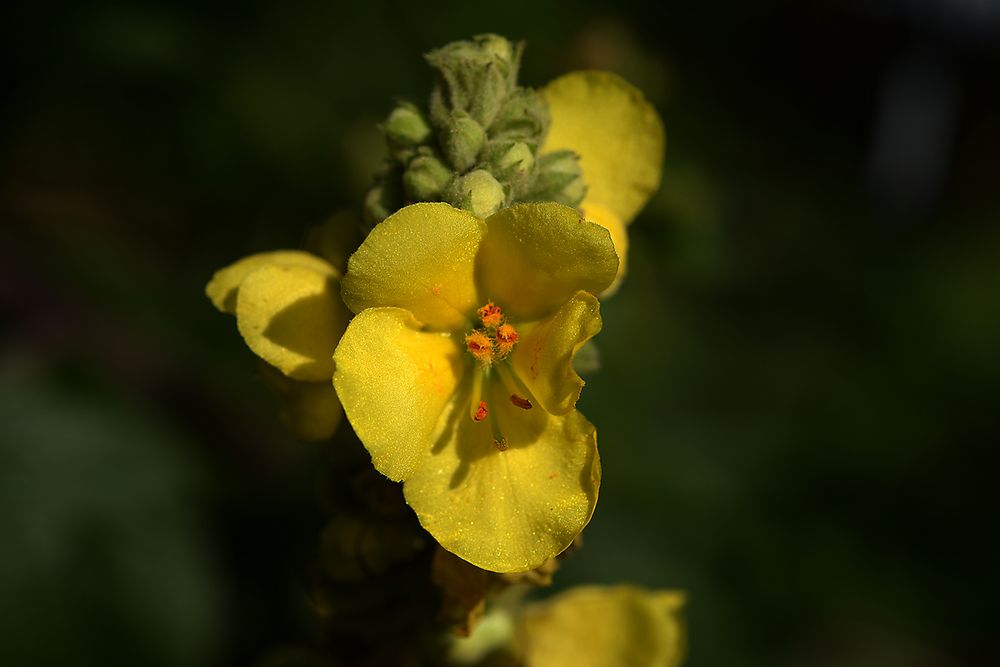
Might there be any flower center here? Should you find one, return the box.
[463,301,534,451]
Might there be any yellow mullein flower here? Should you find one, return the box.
[515,585,686,667]
[542,70,666,295]
[206,250,350,441]
[332,201,618,573]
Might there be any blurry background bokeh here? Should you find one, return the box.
[3,1,998,665]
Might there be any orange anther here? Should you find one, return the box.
[510,394,532,410]
[473,401,489,422]
[465,330,494,363]
[477,302,504,328]
[495,322,519,357]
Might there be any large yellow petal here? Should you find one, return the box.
[511,291,602,416]
[206,250,337,314]
[403,380,601,573]
[341,203,485,331]
[235,263,348,381]
[543,70,665,224]
[582,202,628,297]
[260,364,344,442]
[516,586,686,667]
[333,307,464,481]
[476,203,617,321]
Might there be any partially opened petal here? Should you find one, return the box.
[341,203,485,331]
[333,307,464,481]
[260,364,344,442]
[516,586,686,667]
[581,202,628,297]
[543,70,665,224]
[476,203,617,321]
[404,384,601,573]
[235,263,348,381]
[511,291,602,416]
[206,250,337,314]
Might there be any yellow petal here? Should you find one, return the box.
[477,203,618,321]
[516,586,686,667]
[403,382,601,573]
[511,291,602,416]
[260,364,344,441]
[582,202,628,297]
[333,307,464,481]
[206,250,337,314]
[543,70,665,224]
[235,263,348,381]
[341,203,485,331]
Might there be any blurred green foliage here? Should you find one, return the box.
[3,1,998,666]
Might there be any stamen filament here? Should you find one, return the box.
[495,362,536,409]
[469,367,486,421]
[488,412,508,451]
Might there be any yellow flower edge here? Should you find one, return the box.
[515,585,687,667]
[206,250,350,381]
[543,70,666,227]
[581,202,629,297]
[332,202,616,572]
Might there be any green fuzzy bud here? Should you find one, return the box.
[525,150,586,207]
[383,102,432,148]
[476,33,514,64]
[442,110,486,172]
[492,141,534,180]
[403,153,452,200]
[363,169,404,228]
[447,169,505,219]
[489,88,550,147]
[425,34,520,128]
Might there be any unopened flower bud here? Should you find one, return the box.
[527,150,586,207]
[490,88,550,146]
[449,169,505,218]
[425,34,519,128]
[493,141,534,180]
[442,111,486,172]
[383,102,432,148]
[477,34,514,68]
[363,173,403,227]
[403,154,452,200]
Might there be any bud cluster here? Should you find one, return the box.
[364,34,586,226]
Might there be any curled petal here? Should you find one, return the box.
[235,263,348,381]
[404,383,601,573]
[341,203,485,331]
[543,70,665,225]
[477,203,617,321]
[512,291,602,416]
[333,307,464,481]
[206,250,337,314]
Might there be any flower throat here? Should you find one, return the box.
[464,301,534,451]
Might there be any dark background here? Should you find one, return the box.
[3,1,999,665]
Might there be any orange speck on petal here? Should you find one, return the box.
[473,401,488,422]
[431,285,441,295]
[548,471,559,480]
